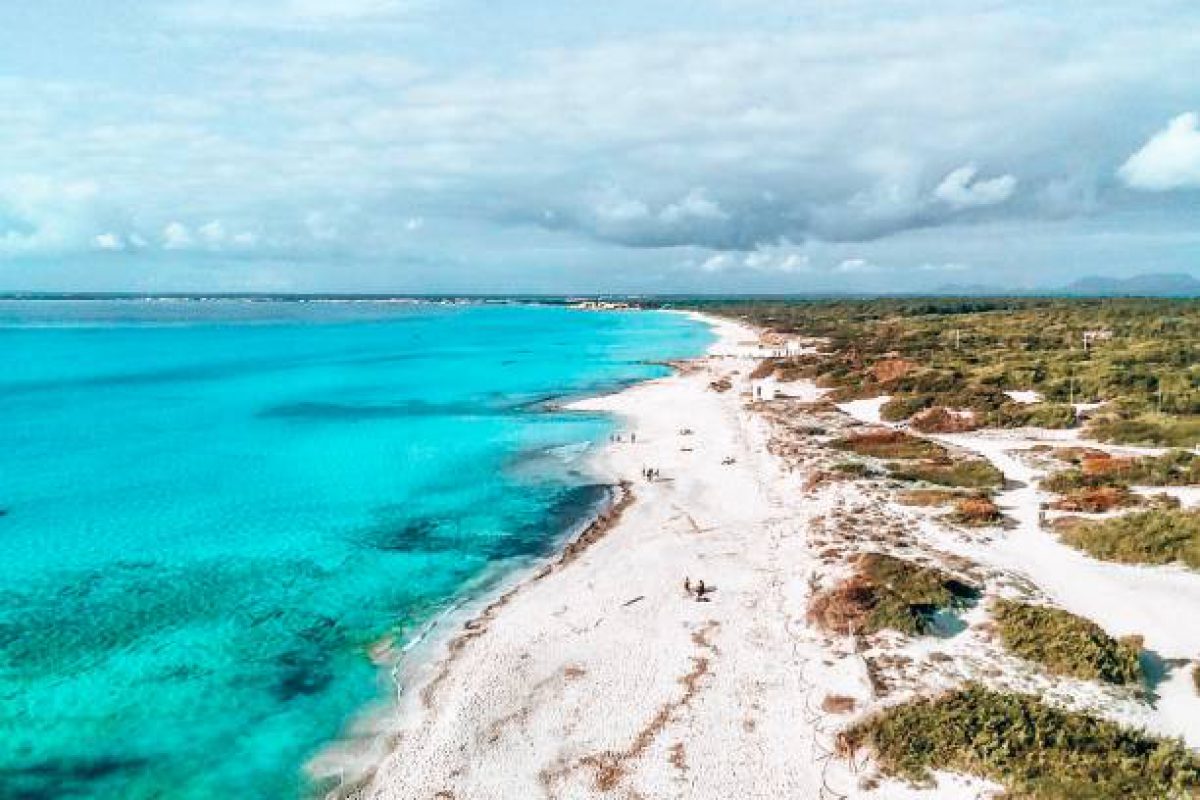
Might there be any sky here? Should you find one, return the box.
[1,0,1199,294]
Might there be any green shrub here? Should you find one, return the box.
[1044,450,1198,493]
[1088,414,1200,448]
[880,394,933,422]
[889,459,1005,489]
[1060,510,1200,569]
[807,553,978,637]
[988,402,1077,429]
[841,684,1200,799]
[1042,468,1099,493]
[992,599,1141,684]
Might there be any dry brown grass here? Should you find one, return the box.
[1081,454,1139,477]
[910,406,979,433]
[749,359,777,380]
[950,496,1002,526]
[898,489,963,507]
[829,429,947,460]
[1051,485,1140,513]
[871,358,916,383]
[822,695,858,713]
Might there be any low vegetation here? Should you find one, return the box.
[1088,413,1200,449]
[840,684,1200,799]
[992,599,1142,684]
[828,429,946,460]
[1050,485,1141,513]
[949,496,1003,526]
[1044,449,1199,493]
[897,488,965,507]
[663,297,1200,447]
[888,459,1005,489]
[807,553,978,637]
[1059,509,1200,569]
[831,461,873,477]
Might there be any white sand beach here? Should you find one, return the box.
[324,312,1200,800]
[324,313,881,799]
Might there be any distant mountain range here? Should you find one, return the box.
[1060,273,1200,296]
[933,272,1200,297]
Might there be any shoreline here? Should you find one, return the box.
[323,309,888,799]
[309,311,726,797]
[314,309,805,798]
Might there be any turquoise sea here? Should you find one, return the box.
[0,300,711,799]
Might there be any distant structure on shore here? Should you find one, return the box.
[569,299,633,310]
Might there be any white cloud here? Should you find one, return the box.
[699,242,810,273]
[199,220,227,246]
[0,176,105,256]
[93,232,124,251]
[660,189,728,224]
[934,165,1017,210]
[162,222,194,250]
[1119,112,1200,191]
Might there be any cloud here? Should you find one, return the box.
[4,1,1200,291]
[1119,112,1200,191]
[162,222,194,250]
[0,176,105,256]
[93,232,124,251]
[660,189,728,224]
[933,165,1018,210]
[565,186,748,248]
[199,220,227,246]
[834,257,878,274]
[699,241,810,273]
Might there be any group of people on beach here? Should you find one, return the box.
[640,466,661,481]
[608,431,637,443]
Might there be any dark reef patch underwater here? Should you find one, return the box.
[0,300,711,798]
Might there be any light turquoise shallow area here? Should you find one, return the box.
[0,300,711,799]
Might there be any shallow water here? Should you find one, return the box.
[0,300,710,799]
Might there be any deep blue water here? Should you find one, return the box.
[0,300,711,799]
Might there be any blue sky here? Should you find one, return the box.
[2,0,1199,293]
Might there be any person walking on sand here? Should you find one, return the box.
[684,577,692,595]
